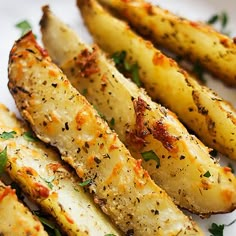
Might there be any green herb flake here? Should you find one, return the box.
[112,51,126,65]
[82,88,88,96]
[109,117,115,127]
[15,20,32,36]
[79,179,92,187]
[221,12,228,28]
[112,51,141,87]
[207,14,219,24]
[228,163,235,173]
[23,131,38,142]
[141,150,160,168]
[34,211,62,236]
[192,61,206,83]
[0,131,16,140]
[203,170,211,178]
[40,176,55,189]
[0,147,8,174]
[207,12,230,34]
[105,234,116,236]
[208,223,224,236]
[209,149,218,157]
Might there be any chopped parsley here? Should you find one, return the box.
[0,147,8,174]
[109,117,115,127]
[209,223,224,236]
[23,131,38,142]
[192,61,206,83]
[112,51,142,87]
[104,234,116,236]
[209,149,218,157]
[141,150,160,168]
[228,162,235,173]
[40,176,55,189]
[82,88,88,96]
[203,170,211,178]
[79,179,92,187]
[15,20,33,36]
[207,12,230,35]
[209,219,236,236]
[0,131,16,140]
[34,211,62,236]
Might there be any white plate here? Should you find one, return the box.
[0,0,235,235]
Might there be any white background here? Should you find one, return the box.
[0,0,235,235]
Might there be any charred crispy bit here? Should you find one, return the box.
[8,31,202,235]
[76,47,100,77]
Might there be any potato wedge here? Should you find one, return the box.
[0,103,121,236]
[40,5,236,216]
[77,0,236,160]
[98,0,236,86]
[8,32,202,235]
[0,180,47,236]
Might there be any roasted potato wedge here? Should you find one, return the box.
[77,0,236,160]
[98,0,236,86]
[0,180,47,236]
[8,31,202,235]
[40,5,236,216]
[0,103,121,236]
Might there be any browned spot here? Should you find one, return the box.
[189,21,200,28]
[0,186,14,202]
[126,97,150,149]
[101,74,108,92]
[75,109,90,129]
[152,120,177,152]
[222,189,233,203]
[152,52,165,65]
[201,179,210,190]
[64,212,74,224]
[34,224,41,232]
[134,159,142,175]
[76,46,100,77]
[47,163,61,172]
[22,166,37,176]
[34,182,50,198]
[223,166,233,174]
[220,37,231,48]
[144,3,154,15]
[105,162,123,185]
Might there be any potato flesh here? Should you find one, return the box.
[8,32,202,235]
[0,104,121,236]
[0,180,47,236]
[40,5,236,216]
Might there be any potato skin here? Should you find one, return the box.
[99,0,236,87]
[77,0,236,160]
[40,5,236,216]
[0,103,121,236]
[8,32,202,235]
[0,180,47,236]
